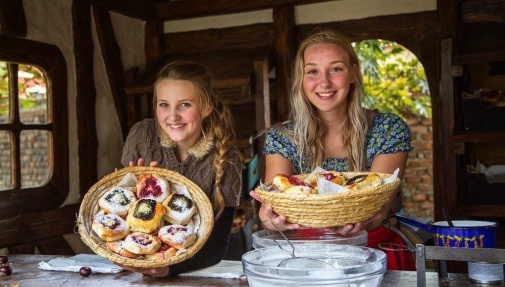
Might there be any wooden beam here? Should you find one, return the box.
[145,19,164,67]
[155,0,336,21]
[273,5,295,122]
[72,1,98,197]
[461,0,505,23]
[93,6,129,139]
[74,0,156,20]
[254,58,270,182]
[0,204,80,248]
[164,23,274,55]
[0,0,26,37]
[437,0,459,38]
[37,237,75,255]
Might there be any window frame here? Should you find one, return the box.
[0,35,68,218]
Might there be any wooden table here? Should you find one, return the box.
[1,255,503,286]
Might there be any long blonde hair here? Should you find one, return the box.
[153,60,235,219]
[281,29,368,172]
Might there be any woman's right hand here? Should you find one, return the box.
[128,158,158,167]
[250,190,301,231]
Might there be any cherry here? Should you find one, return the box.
[0,265,12,276]
[79,266,92,277]
[0,255,7,264]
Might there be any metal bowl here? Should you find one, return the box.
[252,229,368,249]
[242,243,386,287]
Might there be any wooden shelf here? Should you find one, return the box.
[453,130,505,143]
[452,51,505,65]
[458,205,505,218]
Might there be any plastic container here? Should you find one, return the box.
[242,243,386,287]
[252,229,368,249]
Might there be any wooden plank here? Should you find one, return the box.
[437,0,459,38]
[93,6,128,139]
[461,0,505,23]
[164,23,273,55]
[145,20,164,67]
[72,1,98,197]
[0,204,80,248]
[0,0,27,37]
[273,5,295,122]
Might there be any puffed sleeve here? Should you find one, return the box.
[367,113,414,158]
[263,124,297,162]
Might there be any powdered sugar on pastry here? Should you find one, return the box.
[136,173,170,203]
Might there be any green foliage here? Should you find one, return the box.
[354,39,432,119]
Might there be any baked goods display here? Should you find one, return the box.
[267,170,383,194]
[78,166,214,268]
[255,169,401,228]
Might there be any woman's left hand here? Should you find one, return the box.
[117,264,170,277]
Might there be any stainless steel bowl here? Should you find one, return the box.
[242,243,386,287]
[252,229,368,249]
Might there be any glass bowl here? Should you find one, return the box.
[252,229,368,249]
[242,243,386,287]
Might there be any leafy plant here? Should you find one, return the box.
[354,39,431,119]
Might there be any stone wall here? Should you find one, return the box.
[402,116,434,222]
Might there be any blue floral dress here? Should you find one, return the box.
[263,112,413,173]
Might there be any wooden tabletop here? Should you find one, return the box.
[1,254,503,286]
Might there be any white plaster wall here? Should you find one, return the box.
[164,0,436,33]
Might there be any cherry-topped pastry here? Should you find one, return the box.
[123,232,161,255]
[136,173,170,203]
[91,213,130,241]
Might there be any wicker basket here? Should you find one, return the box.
[77,166,214,268]
[256,172,400,228]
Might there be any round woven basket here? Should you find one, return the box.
[77,166,214,268]
[256,172,400,228]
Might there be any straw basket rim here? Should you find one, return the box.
[256,172,400,228]
[77,166,214,268]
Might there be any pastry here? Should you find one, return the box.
[106,240,140,259]
[136,173,170,203]
[305,170,346,188]
[123,232,161,255]
[283,185,317,195]
[158,224,196,249]
[127,198,165,233]
[344,173,382,190]
[271,174,308,192]
[145,243,178,260]
[98,186,137,217]
[92,213,130,241]
[163,193,196,225]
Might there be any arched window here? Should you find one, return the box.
[0,35,68,218]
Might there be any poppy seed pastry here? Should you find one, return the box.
[136,173,170,203]
[92,213,130,241]
[162,193,196,225]
[126,198,165,233]
[123,232,161,255]
[158,224,197,249]
[106,240,140,259]
[98,186,137,218]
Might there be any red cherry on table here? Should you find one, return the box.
[79,266,92,277]
[0,265,12,276]
[0,255,8,264]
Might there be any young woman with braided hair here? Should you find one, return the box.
[121,60,242,277]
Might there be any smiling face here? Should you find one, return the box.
[155,79,210,150]
[302,43,356,116]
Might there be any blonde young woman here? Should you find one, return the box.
[121,60,242,276]
[251,30,415,270]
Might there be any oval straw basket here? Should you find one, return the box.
[77,166,214,268]
[256,172,400,228]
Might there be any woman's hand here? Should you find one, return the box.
[117,264,170,277]
[250,190,301,231]
[128,158,158,167]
